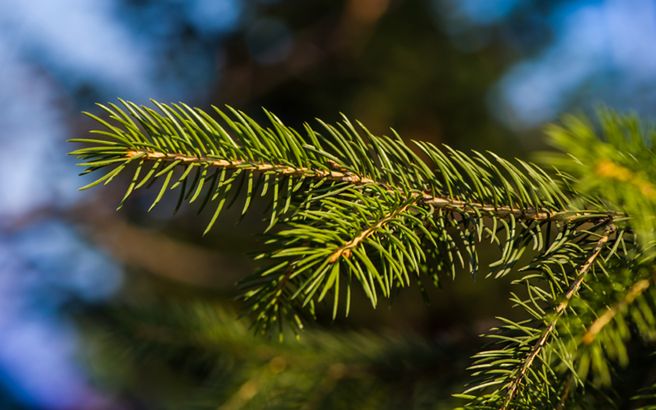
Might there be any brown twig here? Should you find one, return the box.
[125,149,615,224]
[328,200,415,263]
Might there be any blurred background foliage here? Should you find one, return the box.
[1,0,656,408]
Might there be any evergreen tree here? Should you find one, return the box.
[71,101,656,409]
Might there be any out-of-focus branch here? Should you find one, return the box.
[74,204,248,288]
[7,197,249,288]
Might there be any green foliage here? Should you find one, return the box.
[544,110,656,249]
[72,101,656,409]
[83,301,460,410]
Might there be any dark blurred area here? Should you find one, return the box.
[1,0,655,408]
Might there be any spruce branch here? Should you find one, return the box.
[70,100,609,225]
[581,276,652,345]
[500,224,613,409]
[105,143,602,224]
[125,149,379,185]
[561,260,656,391]
[73,100,607,330]
[458,219,631,408]
[71,101,656,408]
[327,198,417,263]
